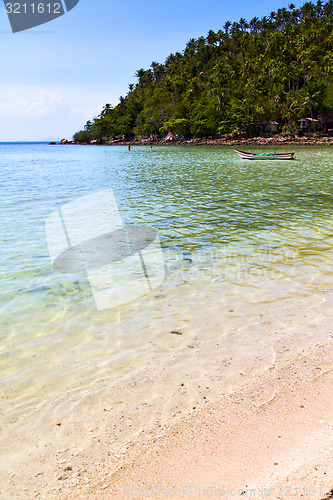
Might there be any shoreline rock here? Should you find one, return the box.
[66,133,333,146]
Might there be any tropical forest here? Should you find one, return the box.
[73,0,333,142]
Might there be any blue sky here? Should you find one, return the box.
[0,0,305,141]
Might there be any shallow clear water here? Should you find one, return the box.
[1,143,333,418]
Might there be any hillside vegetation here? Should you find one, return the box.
[74,0,333,142]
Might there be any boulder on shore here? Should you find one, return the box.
[164,132,174,141]
[164,131,185,142]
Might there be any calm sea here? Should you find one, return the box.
[1,142,333,422]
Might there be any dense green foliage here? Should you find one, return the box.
[74,0,333,141]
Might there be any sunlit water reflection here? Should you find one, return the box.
[1,143,333,421]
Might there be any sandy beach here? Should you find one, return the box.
[1,292,333,499]
[1,143,333,500]
[1,0,333,495]
[106,342,333,500]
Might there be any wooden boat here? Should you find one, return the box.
[234,149,295,160]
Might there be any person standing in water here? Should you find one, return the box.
[128,144,131,151]
[150,145,153,151]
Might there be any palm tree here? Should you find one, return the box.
[239,18,248,31]
[315,0,324,17]
[74,0,333,141]
[249,16,260,32]
[223,20,231,38]
[207,29,218,46]
[135,68,146,87]
[99,103,113,118]
[84,120,92,131]
[269,11,277,27]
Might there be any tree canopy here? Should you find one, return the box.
[74,0,333,142]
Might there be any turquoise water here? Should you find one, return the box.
[1,143,333,419]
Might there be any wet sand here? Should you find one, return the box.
[1,293,333,499]
[106,342,333,500]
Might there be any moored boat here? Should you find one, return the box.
[234,149,295,160]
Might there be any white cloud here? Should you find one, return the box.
[0,85,119,141]
[1,89,75,121]
[19,91,68,117]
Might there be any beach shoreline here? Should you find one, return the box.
[61,133,333,147]
[1,143,333,499]
[1,292,333,499]
[104,340,333,500]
